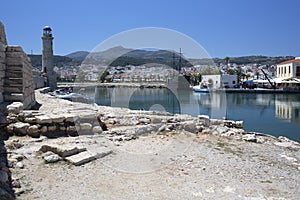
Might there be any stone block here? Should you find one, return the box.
[47,125,56,132]
[39,144,86,158]
[40,126,47,133]
[49,114,65,123]
[7,102,23,115]
[64,114,77,122]
[27,125,40,138]
[6,46,23,52]
[198,115,210,126]
[92,126,103,134]
[4,93,24,102]
[182,121,197,133]
[42,152,62,163]
[5,65,23,72]
[65,151,96,166]
[91,147,112,159]
[5,57,24,66]
[35,115,52,124]
[80,123,92,130]
[13,122,30,136]
[234,121,243,129]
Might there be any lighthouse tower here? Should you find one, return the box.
[42,26,56,90]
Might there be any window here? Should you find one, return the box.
[296,66,300,77]
[233,80,236,84]
[289,66,291,74]
[284,66,286,74]
[280,67,282,75]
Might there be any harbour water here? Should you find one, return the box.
[83,87,300,142]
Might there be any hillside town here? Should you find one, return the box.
[51,55,300,91]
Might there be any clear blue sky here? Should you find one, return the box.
[1,0,299,58]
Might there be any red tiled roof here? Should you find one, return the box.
[278,59,300,65]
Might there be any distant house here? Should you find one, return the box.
[202,74,237,89]
[276,57,300,79]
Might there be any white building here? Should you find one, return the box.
[202,74,237,89]
[276,57,300,79]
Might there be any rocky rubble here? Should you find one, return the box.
[1,93,250,142]
[1,89,300,199]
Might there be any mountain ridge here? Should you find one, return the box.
[28,46,295,68]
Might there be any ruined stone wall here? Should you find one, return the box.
[0,22,36,109]
[0,22,7,103]
[4,46,36,109]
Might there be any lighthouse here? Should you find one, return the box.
[42,26,56,90]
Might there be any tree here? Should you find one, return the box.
[76,70,87,82]
[200,67,220,75]
[227,69,236,75]
[224,57,230,66]
[98,70,110,83]
[235,66,243,83]
[255,71,260,79]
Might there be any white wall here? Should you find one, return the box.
[202,74,237,89]
[222,75,237,88]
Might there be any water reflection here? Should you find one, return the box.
[94,87,182,114]
[275,94,300,123]
[81,87,300,141]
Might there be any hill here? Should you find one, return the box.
[29,46,296,69]
[65,51,89,61]
[28,54,81,69]
[212,56,295,66]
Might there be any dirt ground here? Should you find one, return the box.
[7,130,300,200]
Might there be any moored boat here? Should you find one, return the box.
[193,84,210,93]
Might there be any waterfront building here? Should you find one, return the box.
[201,74,237,89]
[273,57,300,88]
[276,57,300,79]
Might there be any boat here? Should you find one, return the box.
[193,84,210,93]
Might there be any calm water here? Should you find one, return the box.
[82,87,300,142]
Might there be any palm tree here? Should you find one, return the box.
[255,71,260,79]
[224,57,230,66]
[235,66,243,83]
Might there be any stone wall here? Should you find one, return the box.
[4,47,36,109]
[0,22,36,109]
[33,71,46,89]
[0,22,7,103]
